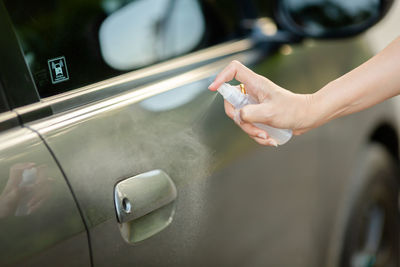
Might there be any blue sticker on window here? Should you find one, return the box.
[48,56,69,84]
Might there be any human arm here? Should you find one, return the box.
[208,37,400,146]
[311,36,400,127]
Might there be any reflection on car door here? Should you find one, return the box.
[0,113,90,267]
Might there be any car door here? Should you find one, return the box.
[0,116,91,267]
[0,5,90,265]
[2,0,368,266]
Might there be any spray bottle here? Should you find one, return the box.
[217,83,292,145]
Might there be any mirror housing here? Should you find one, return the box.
[274,0,394,39]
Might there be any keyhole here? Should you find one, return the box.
[122,197,132,214]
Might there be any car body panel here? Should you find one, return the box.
[27,34,397,266]
[1,0,400,266]
[0,125,90,266]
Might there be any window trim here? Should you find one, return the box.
[15,38,256,124]
[27,50,258,134]
[0,111,20,132]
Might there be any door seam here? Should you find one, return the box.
[25,124,94,267]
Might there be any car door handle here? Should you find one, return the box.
[114,169,177,223]
[114,170,177,243]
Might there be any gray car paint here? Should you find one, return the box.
[25,33,397,267]
[1,3,400,267]
[0,124,90,266]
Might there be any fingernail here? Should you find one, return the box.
[269,139,278,147]
[208,82,216,90]
[257,132,267,139]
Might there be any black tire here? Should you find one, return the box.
[327,143,400,267]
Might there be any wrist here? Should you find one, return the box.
[306,81,339,130]
[297,91,326,133]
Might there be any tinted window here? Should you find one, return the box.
[5,0,243,98]
[0,82,9,113]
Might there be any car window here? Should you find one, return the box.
[4,0,243,98]
[0,82,9,113]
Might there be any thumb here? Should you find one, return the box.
[240,103,271,125]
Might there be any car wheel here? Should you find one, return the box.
[327,143,400,267]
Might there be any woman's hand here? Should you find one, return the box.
[209,38,400,146]
[208,60,317,146]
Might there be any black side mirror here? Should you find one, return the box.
[274,0,394,39]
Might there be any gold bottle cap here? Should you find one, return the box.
[240,83,246,94]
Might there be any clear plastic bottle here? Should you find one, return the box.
[217,83,292,145]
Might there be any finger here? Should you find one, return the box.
[240,103,272,124]
[27,184,49,208]
[224,100,235,119]
[239,122,270,140]
[10,162,35,172]
[224,100,271,139]
[208,60,258,91]
[28,194,44,209]
[251,136,278,147]
[28,198,45,214]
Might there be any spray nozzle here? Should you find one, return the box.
[217,83,247,108]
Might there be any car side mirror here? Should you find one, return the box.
[274,0,394,39]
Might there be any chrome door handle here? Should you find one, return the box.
[114,170,177,243]
[114,169,177,223]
